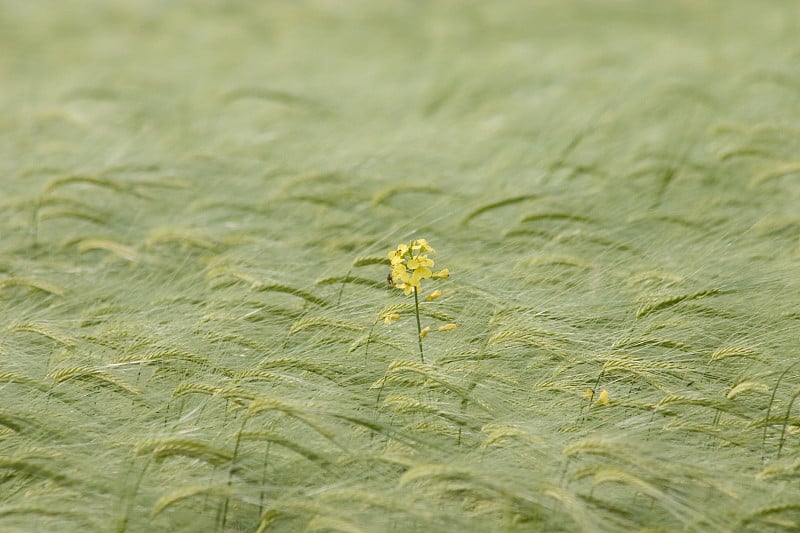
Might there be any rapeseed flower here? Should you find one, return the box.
[388,239,440,296]
[382,313,400,325]
[411,239,435,253]
[385,238,450,362]
[597,389,610,406]
[425,289,442,301]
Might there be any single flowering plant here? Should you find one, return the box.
[385,238,451,362]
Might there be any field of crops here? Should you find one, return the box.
[2,1,800,531]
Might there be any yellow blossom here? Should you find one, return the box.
[394,277,417,296]
[432,268,449,279]
[438,323,457,332]
[387,239,445,296]
[392,265,410,284]
[409,266,431,287]
[398,284,414,296]
[596,389,610,406]
[419,326,431,338]
[583,389,594,399]
[425,289,442,301]
[388,244,408,266]
[383,313,400,325]
[407,254,434,270]
[411,239,435,253]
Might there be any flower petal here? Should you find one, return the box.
[383,313,400,325]
[416,255,434,268]
[412,267,432,281]
[412,239,435,253]
[597,390,610,406]
[425,289,442,301]
[396,269,411,284]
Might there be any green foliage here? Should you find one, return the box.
[2,0,800,531]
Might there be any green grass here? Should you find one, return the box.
[2,1,800,531]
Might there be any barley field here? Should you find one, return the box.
[2,1,800,531]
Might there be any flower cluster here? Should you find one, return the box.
[382,238,453,362]
[388,239,449,296]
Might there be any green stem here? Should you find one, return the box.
[115,455,151,533]
[778,387,800,459]
[413,287,424,363]
[763,361,800,461]
[259,441,272,516]
[364,319,377,365]
[220,416,247,531]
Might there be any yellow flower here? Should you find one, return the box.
[407,254,434,270]
[432,268,449,279]
[583,389,594,399]
[394,274,417,296]
[392,264,410,284]
[425,289,442,301]
[596,389,610,406]
[388,244,409,265]
[409,266,431,287]
[387,239,447,296]
[411,239,435,253]
[419,326,431,338]
[438,323,457,332]
[383,313,400,325]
